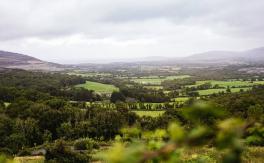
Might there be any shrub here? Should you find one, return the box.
[74,138,99,151]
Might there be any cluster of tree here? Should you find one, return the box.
[0,98,138,156]
[100,102,256,163]
[0,69,100,102]
[211,85,264,120]
[161,78,196,90]
[115,87,170,103]
[179,65,264,81]
[0,68,263,162]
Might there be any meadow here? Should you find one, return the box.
[75,81,119,94]
[68,72,112,77]
[131,75,190,85]
[172,97,190,103]
[13,156,45,163]
[197,87,252,96]
[188,80,264,88]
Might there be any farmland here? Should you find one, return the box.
[1,67,264,163]
[188,80,264,88]
[131,75,190,85]
[172,97,190,103]
[75,81,119,94]
[197,87,251,96]
[68,72,112,77]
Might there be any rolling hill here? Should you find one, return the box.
[0,50,67,71]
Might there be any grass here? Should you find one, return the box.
[173,97,190,103]
[75,81,119,94]
[197,87,251,96]
[132,75,190,85]
[14,156,45,163]
[188,80,264,88]
[133,111,165,117]
[68,72,112,77]
[178,147,264,163]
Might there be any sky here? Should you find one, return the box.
[0,0,264,64]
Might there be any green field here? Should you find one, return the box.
[132,75,190,85]
[75,81,119,94]
[68,72,112,77]
[14,156,45,163]
[133,111,165,117]
[172,97,190,103]
[188,80,264,88]
[197,87,251,96]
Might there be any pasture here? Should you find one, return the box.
[188,80,264,88]
[131,75,191,85]
[197,87,251,96]
[75,81,119,94]
[172,97,190,103]
[14,156,45,163]
[68,72,112,77]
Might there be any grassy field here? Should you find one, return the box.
[177,147,264,163]
[188,80,264,88]
[133,110,165,117]
[197,87,251,96]
[68,72,112,77]
[132,75,190,85]
[172,97,190,103]
[75,81,119,94]
[14,156,45,163]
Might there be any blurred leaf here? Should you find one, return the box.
[183,102,225,124]
[168,122,185,143]
[187,126,212,146]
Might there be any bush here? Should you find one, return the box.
[74,138,99,151]
[46,139,90,163]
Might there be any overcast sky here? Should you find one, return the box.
[0,0,264,63]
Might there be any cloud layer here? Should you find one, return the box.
[0,0,264,63]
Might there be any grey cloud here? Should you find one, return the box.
[0,0,263,62]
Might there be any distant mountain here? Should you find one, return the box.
[0,50,67,71]
[186,47,264,63]
[1,46,264,71]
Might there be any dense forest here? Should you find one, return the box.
[0,67,263,162]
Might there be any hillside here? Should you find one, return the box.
[186,47,264,63]
[0,50,67,71]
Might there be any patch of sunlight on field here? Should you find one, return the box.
[133,111,165,117]
[75,81,119,94]
[14,156,45,163]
